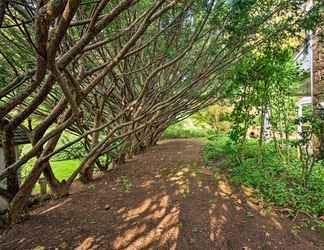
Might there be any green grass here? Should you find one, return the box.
[49,160,81,181]
[22,159,81,193]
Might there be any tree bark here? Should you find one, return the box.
[0,0,9,28]
[9,133,61,223]
[79,166,93,183]
[42,163,69,198]
[2,127,19,199]
[9,158,43,223]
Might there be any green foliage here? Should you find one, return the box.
[163,122,210,139]
[51,134,88,161]
[203,135,324,217]
[295,110,324,187]
[224,46,301,143]
[53,141,87,161]
[203,134,232,163]
[191,104,232,133]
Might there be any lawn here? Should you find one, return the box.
[22,159,81,193]
[49,160,81,181]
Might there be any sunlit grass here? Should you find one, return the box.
[49,160,81,181]
[22,159,81,193]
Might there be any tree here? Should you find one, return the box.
[225,46,302,153]
[0,0,320,223]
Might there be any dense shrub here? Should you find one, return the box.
[202,134,232,162]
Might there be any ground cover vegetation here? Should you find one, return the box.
[201,44,324,224]
[0,0,322,225]
[203,135,324,222]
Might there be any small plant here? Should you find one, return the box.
[88,184,96,191]
[295,114,323,188]
[117,176,133,192]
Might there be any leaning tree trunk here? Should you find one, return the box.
[79,97,105,182]
[9,133,61,223]
[9,157,44,223]
[0,0,9,28]
[79,166,94,184]
[42,163,70,198]
[79,144,105,183]
[35,129,69,198]
[2,127,19,199]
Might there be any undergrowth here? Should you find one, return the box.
[203,134,324,219]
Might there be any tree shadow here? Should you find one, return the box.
[0,140,322,250]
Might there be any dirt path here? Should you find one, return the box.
[0,139,323,250]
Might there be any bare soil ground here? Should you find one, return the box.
[0,139,323,250]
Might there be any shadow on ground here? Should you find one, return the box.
[0,139,322,250]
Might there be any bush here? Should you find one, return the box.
[202,134,232,163]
